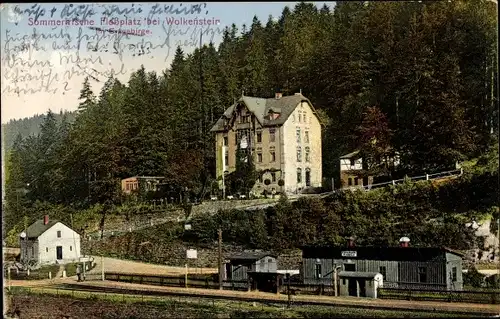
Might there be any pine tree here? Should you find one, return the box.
[78,77,96,112]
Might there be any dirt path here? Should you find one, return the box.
[7,277,76,287]
[87,256,217,275]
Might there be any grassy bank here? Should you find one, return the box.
[6,264,60,281]
[5,287,480,318]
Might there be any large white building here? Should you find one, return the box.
[211,92,323,195]
[20,215,81,268]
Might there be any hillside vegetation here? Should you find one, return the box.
[2,111,76,155]
[84,143,498,266]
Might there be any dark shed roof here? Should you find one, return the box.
[226,251,276,262]
[26,219,60,239]
[301,245,463,262]
[210,93,321,132]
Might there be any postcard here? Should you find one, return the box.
[1,2,498,318]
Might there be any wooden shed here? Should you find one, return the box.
[223,251,280,292]
[338,271,384,298]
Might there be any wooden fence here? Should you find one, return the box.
[99,272,499,304]
[104,272,247,291]
[378,287,499,304]
[319,168,463,197]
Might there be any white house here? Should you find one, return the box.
[339,150,401,189]
[20,215,81,268]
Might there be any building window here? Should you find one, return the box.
[305,147,310,162]
[224,151,229,166]
[57,231,61,238]
[257,132,262,143]
[269,129,276,142]
[305,131,309,143]
[70,246,72,251]
[350,159,355,166]
[299,112,302,123]
[223,135,228,146]
[304,113,307,123]
[259,175,263,183]
[297,168,302,183]
[418,267,427,283]
[226,264,232,280]
[452,267,457,282]
[296,128,301,143]
[305,168,311,187]
[257,153,262,163]
[343,279,346,285]
[297,147,302,162]
[292,114,296,122]
[379,266,387,279]
[46,247,48,253]
[354,177,359,185]
[315,263,322,279]
[126,183,130,191]
[268,258,273,263]
[348,178,352,186]
[344,264,356,271]
[31,247,34,256]
[270,151,276,162]
[271,172,276,182]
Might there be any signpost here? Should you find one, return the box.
[186,249,197,288]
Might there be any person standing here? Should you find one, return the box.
[76,264,82,282]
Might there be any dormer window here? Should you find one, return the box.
[268,111,280,120]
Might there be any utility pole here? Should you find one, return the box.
[218,228,223,290]
[286,273,291,308]
[333,265,341,297]
[101,255,105,281]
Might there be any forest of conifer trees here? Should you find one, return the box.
[3,1,498,236]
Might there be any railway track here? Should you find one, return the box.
[27,282,499,317]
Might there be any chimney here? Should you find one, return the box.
[43,215,49,225]
[347,236,355,248]
[399,237,410,248]
[275,92,282,99]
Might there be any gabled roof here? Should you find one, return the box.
[340,150,361,159]
[301,245,463,262]
[122,176,165,180]
[26,220,76,239]
[210,93,321,132]
[226,251,275,262]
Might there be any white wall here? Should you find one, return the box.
[282,101,322,194]
[339,274,383,298]
[340,158,363,171]
[372,273,383,298]
[37,222,81,265]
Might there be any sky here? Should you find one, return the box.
[0,2,336,124]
